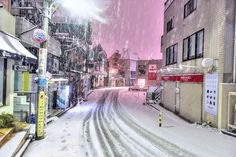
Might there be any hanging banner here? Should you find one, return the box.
[204,73,218,116]
[148,64,157,80]
[36,91,45,138]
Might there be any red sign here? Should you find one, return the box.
[161,75,180,81]
[148,72,157,80]
[161,74,203,83]
[180,74,203,82]
[148,64,157,80]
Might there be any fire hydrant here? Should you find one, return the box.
[158,112,163,127]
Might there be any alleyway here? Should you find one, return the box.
[23,88,236,157]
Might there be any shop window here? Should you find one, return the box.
[183,29,204,61]
[184,0,197,18]
[166,43,178,65]
[0,58,7,107]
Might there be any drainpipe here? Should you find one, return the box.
[233,2,236,83]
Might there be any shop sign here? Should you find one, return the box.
[180,74,203,83]
[36,91,45,138]
[161,74,203,83]
[204,73,218,116]
[148,64,157,80]
[161,75,180,81]
[13,65,28,71]
[33,29,47,43]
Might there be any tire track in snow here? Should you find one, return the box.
[113,91,195,157]
[81,89,195,157]
[109,92,167,157]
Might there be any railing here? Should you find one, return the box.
[146,87,162,105]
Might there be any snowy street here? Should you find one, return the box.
[23,88,236,157]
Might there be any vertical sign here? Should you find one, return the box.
[22,72,30,92]
[204,73,218,116]
[148,64,157,80]
[36,91,45,138]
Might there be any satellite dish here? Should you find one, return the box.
[202,58,214,68]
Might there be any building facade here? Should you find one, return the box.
[136,60,162,87]
[119,48,139,86]
[161,0,236,130]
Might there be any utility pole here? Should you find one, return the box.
[36,0,50,140]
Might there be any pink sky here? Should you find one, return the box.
[93,0,164,59]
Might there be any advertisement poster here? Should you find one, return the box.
[57,86,69,109]
[204,73,218,116]
[148,64,157,80]
[138,65,146,77]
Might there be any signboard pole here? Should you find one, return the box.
[36,0,49,140]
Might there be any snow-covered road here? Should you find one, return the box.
[78,89,192,157]
[23,88,236,157]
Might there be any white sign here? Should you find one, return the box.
[13,65,28,71]
[149,64,157,72]
[204,73,218,116]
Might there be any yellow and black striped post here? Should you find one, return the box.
[158,112,163,127]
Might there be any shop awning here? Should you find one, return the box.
[0,31,37,62]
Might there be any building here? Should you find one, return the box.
[136,60,162,87]
[0,1,37,117]
[119,48,139,86]
[161,0,236,130]
[108,51,123,86]
[0,0,94,120]
[89,44,108,88]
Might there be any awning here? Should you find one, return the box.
[0,31,37,62]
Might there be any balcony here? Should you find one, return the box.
[15,17,61,57]
[0,8,15,35]
[164,0,174,11]
[15,17,40,48]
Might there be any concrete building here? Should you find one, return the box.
[136,60,162,87]
[0,2,37,116]
[161,0,236,130]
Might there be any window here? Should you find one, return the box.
[196,30,204,57]
[183,39,188,61]
[183,29,204,61]
[167,19,173,33]
[189,34,196,59]
[130,71,136,79]
[166,44,178,65]
[0,58,7,107]
[184,0,197,18]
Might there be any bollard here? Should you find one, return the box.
[158,112,163,127]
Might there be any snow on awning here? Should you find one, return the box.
[0,31,37,62]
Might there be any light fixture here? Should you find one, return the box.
[61,0,108,23]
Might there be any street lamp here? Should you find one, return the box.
[36,0,107,140]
